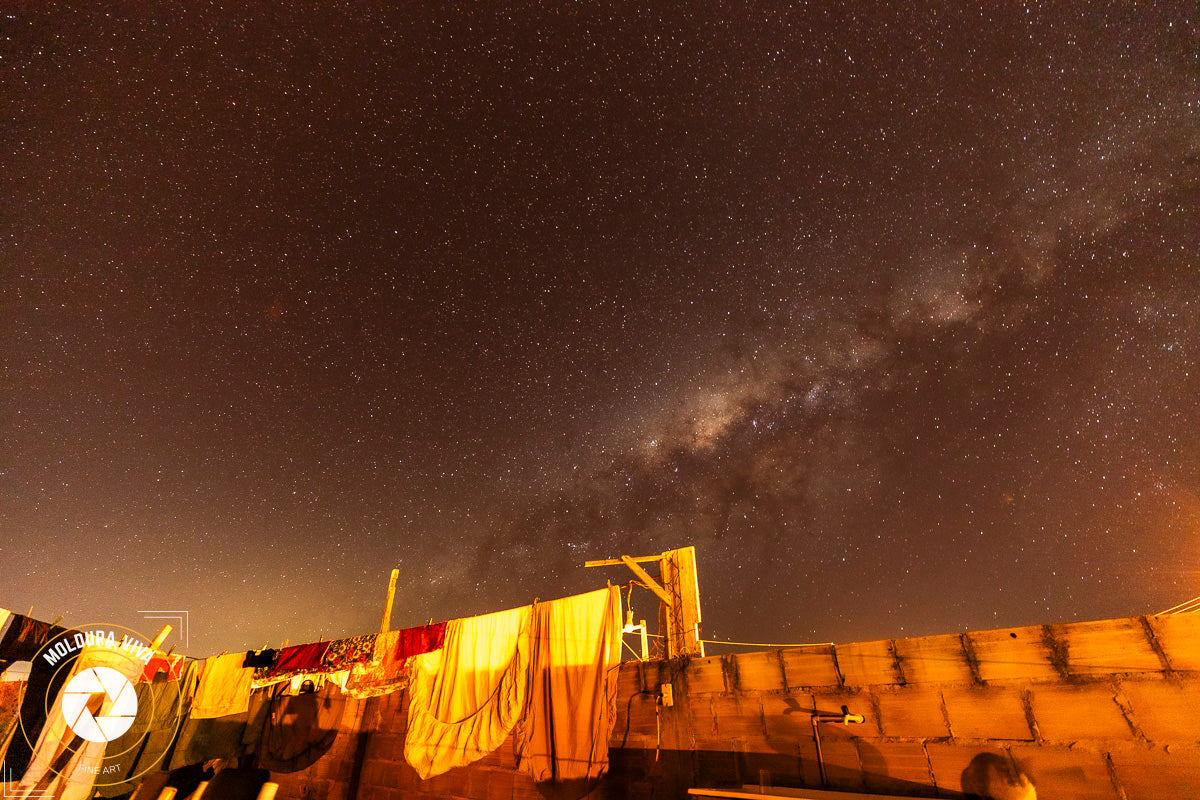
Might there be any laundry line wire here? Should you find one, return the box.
[639,630,834,649]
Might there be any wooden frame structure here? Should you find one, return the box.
[585,546,704,658]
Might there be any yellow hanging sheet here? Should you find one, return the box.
[518,586,622,782]
[403,604,532,779]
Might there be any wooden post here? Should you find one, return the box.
[661,546,704,657]
[149,625,172,651]
[380,568,399,634]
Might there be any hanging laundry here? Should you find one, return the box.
[190,652,254,719]
[516,586,623,782]
[3,624,79,777]
[169,685,270,771]
[140,651,188,683]
[404,604,532,779]
[9,640,146,800]
[342,630,410,699]
[266,642,329,677]
[257,680,347,773]
[0,608,11,668]
[242,648,278,669]
[394,622,446,661]
[0,615,66,663]
[321,634,377,671]
[0,678,22,769]
[94,661,199,798]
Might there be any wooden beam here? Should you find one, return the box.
[584,555,660,567]
[619,556,673,606]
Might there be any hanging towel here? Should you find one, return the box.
[516,586,623,782]
[140,652,187,683]
[267,642,329,677]
[190,652,254,719]
[403,604,532,779]
[394,622,446,661]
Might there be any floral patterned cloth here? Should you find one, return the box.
[321,634,377,670]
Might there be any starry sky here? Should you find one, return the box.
[2,3,1197,658]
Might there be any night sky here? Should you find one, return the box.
[2,4,1197,658]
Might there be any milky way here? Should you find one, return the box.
[2,4,1197,656]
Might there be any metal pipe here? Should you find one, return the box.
[811,706,865,787]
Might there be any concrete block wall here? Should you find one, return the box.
[267,613,1200,800]
[611,614,1200,799]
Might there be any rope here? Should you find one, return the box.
[702,638,835,648]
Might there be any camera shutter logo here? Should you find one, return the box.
[60,666,139,743]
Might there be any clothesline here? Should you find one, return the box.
[641,631,834,648]
[0,587,625,794]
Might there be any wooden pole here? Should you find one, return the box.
[149,625,172,651]
[380,568,399,634]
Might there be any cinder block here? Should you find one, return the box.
[1119,678,1200,744]
[969,625,1061,683]
[761,692,817,744]
[692,747,741,786]
[616,663,643,698]
[941,686,1034,741]
[1009,745,1122,800]
[836,640,899,687]
[1107,745,1200,800]
[817,738,864,791]
[366,732,404,761]
[684,656,728,694]
[923,743,1009,796]
[1148,613,1200,672]
[733,651,786,693]
[611,693,660,743]
[510,771,543,800]
[691,695,766,751]
[1051,618,1163,676]
[894,633,976,685]
[780,646,841,689]
[873,687,950,740]
[1029,684,1134,742]
[810,690,875,741]
[741,749,808,789]
[441,766,471,798]
[857,741,935,795]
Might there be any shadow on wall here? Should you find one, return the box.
[961,752,1036,800]
[610,746,1040,800]
[532,774,606,800]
